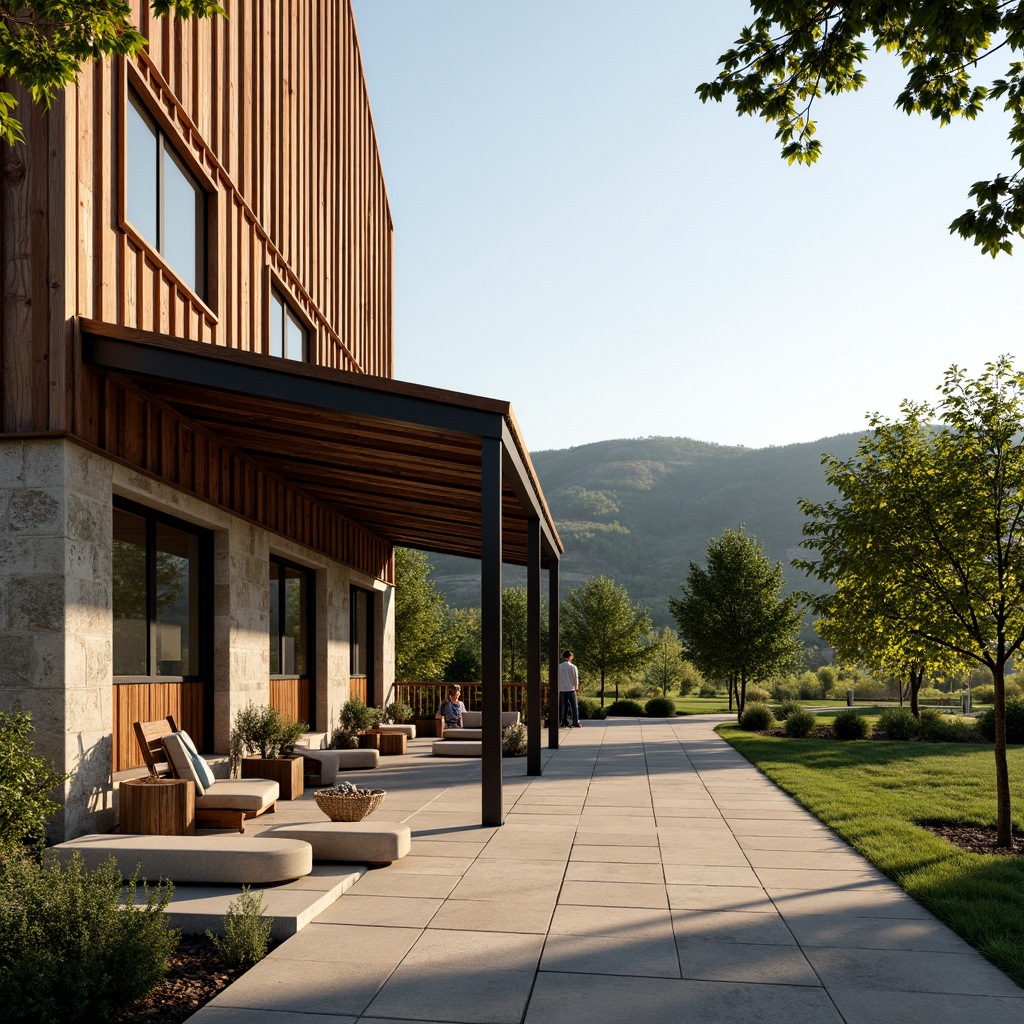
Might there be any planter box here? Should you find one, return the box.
[414,718,443,738]
[119,777,195,836]
[242,755,304,800]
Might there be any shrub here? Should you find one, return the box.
[501,722,528,756]
[745,684,771,703]
[339,697,381,733]
[383,701,413,725]
[678,660,704,697]
[833,709,870,740]
[878,707,920,741]
[918,708,980,743]
[606,699,645,717]
[784,708,817,738]
[971,684,996,705]
[577,697,607,720]
[231,703,308,760]
[208,885,272,969]
[698,683,719,698]
[769,675,801,702]
[738,702,774,731]
[623,684,647,700]
[816,666,838,697]
[774,699,804,721]
[798,671,822,700]
[0,853,177,1024]
[976,697,1024,744]
[0,710,70,854]
[645,696,676,718]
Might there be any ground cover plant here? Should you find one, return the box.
[718,724,1024,985]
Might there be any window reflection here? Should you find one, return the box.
[126,100,158,245]
[162,147,199,292]
[155,523,198,676]
[270,559,309,676]
[113,509,147,676]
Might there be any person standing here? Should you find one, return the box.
[558,650,582,728]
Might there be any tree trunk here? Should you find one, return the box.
[727,673,734,713]
[909,665,924,719]
[993,660,1013,848]
[600,669,606,707]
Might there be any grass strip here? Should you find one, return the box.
[717,724,1024,986]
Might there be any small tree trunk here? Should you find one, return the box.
[600,669,606,707]
[993,660,1013,849]
[909,665,923,719]
[727,673,734,713]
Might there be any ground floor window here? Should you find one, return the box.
[351,586,373,703]
[270,557,312,676]
[113,499,210,680]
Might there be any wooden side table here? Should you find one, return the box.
[359,730,382,750]
[415,718,443,738]
[241,755,304,800]
[378,733,407,755]
[120,777,195,836]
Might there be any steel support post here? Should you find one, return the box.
[526,517,541,775]
[481,437,504,826]
[548,557,560,749]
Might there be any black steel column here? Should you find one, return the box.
[526,517,541,775]
[481,436,504,826]
[548,557,560,749]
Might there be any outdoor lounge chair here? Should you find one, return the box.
[131,717,279,833]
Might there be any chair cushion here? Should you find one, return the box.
[163,732,207,796]
[461,711,482,728]
[178,730,216,790]
[195,778,279,811]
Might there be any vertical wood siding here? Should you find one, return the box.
[1,0,393,434]
[269,677,312,727]
[113,680,206,771]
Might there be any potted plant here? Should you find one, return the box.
[230,703,309,799]
[382,700,413,725]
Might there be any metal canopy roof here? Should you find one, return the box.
[80,320,562,570]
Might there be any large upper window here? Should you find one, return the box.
[126,91,206,296]
[113,502,208,679]
[268,288,309,361]
[270,558,311,675]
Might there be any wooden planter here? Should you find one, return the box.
[241,755,304,800]
[119,777,195,836]
[414,718,443,738]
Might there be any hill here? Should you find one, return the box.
[427,432,863,631]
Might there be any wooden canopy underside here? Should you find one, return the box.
[80,320,562,570]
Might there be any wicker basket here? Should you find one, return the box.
[314,788,385,822]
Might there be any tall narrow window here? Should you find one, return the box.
[270,558,311,675]
[125,90,206,296]
[269,288,309,361]
[351,587,371,678]
[113,502,208,680]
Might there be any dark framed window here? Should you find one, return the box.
[351,586,372,678]
[270,557,313,676]
[268,288,309,361]
[113,499,211,680]
[125,89,207,297]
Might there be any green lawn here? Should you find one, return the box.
[718,723,1024,986]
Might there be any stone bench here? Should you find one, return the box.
[264,822,411,866]
[301,748,380,784]
[45,833,313,885]
[432,739,482,757]
[377,724,416,739]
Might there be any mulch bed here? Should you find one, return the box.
[919,823,1024,857]
[118,935,254,1024]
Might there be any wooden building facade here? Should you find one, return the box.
[0,1,561,841]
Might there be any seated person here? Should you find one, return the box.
[435,684,467,729]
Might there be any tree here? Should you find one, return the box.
[560,576,654,705]
[670,528,802,718]
[641,626,687,697]
[0,2,224,145]
[500,587,549,683]
[393,548,457,682]
[444,607,481,683]
[797,358,1024,847]
[699,2,1024,256]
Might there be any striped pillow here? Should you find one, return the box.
[178,730,216,790]
[162,732,207,796]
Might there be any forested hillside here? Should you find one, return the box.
[429,433,863,630]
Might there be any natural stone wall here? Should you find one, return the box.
[0,438,115,839]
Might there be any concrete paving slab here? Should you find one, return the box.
[427,897,555,933]
[188,1009,357,1024]
[676,939,821,986]
[346,871,459,899]
[525,973,845,1024]
[313,894,442,927]
[549,904,673,936]
[771,887,938,920]
[663,863,760,886]
[785,913,972,952]
[666,884,776,913]
[827,988,1024,1024]
[671,908,797,945]
[558,879,669,909]
[541,932,680,978]
[755,866,887,889]
[449,872,561,903]
[569,843,662,864]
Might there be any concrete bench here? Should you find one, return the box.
[46,833,313,884]
[377,724,416,738]
[264,822,411,866]
[302,748,380,784]
[432,739,482,757]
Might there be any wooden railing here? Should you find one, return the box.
[391,682,548,719]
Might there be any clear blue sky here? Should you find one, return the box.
[351,0,1022,454]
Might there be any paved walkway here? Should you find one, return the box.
[189,715,1023,1024]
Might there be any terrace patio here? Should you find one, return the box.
[181,714,1023,1024]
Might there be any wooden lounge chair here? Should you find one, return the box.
[130,717,278,833]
